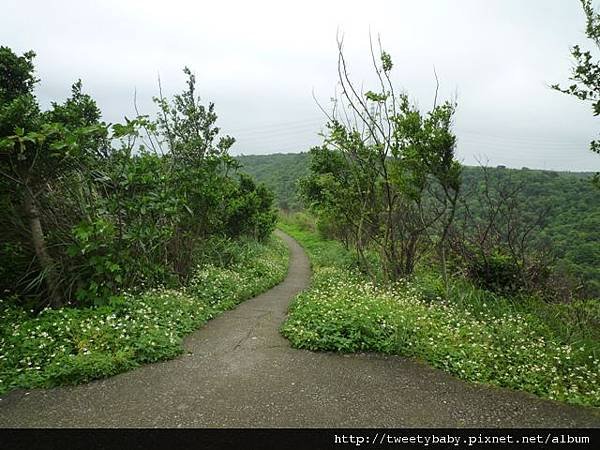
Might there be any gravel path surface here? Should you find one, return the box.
[1,230,598,427]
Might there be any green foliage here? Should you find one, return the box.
[154,66,235,164]
[236,152,311,210]
[280,211,316,232]
[280,219,600,407]
[246,40,463,284]
[223,173,277,240]
[0,236,289,394]
[279,216,356,269]
[0,47,277,308]
[0,46,37,104]
[300,73,461,280]
[459,166,600,299]
[465,249,524,294]
[0,48,109,308]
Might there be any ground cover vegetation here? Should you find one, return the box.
[277,32,599,407]
[279,216,600,407]
[1,237,288,394]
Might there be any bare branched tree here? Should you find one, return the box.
[448,164,555,295]
[301,35,461,282]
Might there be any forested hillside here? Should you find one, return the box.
[239,152,599,298]
[237,153,310,211]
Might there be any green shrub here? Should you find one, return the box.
[0,48,278,309]
[284,211,316,233]
[467,249,524,294]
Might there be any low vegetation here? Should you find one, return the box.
[0,236,289,395]
[280,216,600,407]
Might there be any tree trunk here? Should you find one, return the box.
[24,191,63,308]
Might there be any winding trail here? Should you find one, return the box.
[1,231,598,427]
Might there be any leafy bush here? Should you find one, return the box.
[223,173,277,240]
[466,249,524,294]
[0,47,277,308]
[280,211,316,233]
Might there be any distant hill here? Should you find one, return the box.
[238,152,599,298]
[237,153,311,211]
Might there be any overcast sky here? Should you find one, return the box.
[2,0,599,170]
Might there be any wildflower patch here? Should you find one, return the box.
[0,236,289,395]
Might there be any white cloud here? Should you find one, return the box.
[1,0,598,170]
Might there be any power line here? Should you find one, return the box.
[226,117,324,134]
[458,128,591,145]
[222,117,599,168]
[228,118,591,148]
[234,124,324,140]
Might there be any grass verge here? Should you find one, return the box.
[0,235,289,395]
[279,220,600,408]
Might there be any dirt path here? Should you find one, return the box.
[0,231,598,427]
